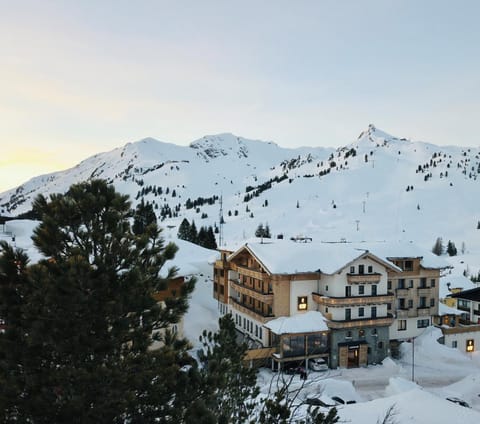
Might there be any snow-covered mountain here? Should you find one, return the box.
[1,126,479,262]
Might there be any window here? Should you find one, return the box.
[371,285,377,296]
[255,325,258,337]
[297,296,308,311]
[420,278,427,288]
[214,282,218,292]
[345,308,351,320]
[368,265,373,273]
[345,286,352,297]
[259,327,262,339]
[346,330,352,339]
[419,297,427,308]
[358,264,365,275]
[398,279,405,289]
[417,319,429,328]
[409,279,414,288]
[325,307,329,313]
[371,306,377,318]
[359,307,364,317]
[387,303,392,310]
[408,299,413,309]
[398,320,407,331]
[452,341,457,348]
[359,285,365,295]
[404,260,413,271]
[325,285,329,291]
[350,266,355,274]
[430,298,435,307]
[371,328,378,336]
[430,279,436,287]
[378,341,384,349]
[388,280,392,290]
[359,329,365,338]
[398,298,405,309]
[466,339,475,352]
[220,285,224,295]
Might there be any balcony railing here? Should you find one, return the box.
[327,314,394,329]
[229,297,274,323]
[312,292,393,307]
[347,273,381,284]
[417,306,433,317]
[417,287,433,296]
[395,288,409,296]
[230,279,274,304]
[231,264,265,280]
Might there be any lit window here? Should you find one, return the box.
[297,296,308,311]
[466,339,475,352]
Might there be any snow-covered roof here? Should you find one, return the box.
[264,311,329,335]
[232,241,399,275]
[440,274,477,299]
[438,302,463,316]
[358,241,450,270]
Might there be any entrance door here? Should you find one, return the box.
[347,346,359,368]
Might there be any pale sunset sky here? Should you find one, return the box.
[1,0,479,193]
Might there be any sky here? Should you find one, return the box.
[1,0,480,193]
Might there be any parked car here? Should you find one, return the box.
[309,358,329,372]
[284,364,306,376]
[446,397,471,408]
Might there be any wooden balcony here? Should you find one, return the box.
[231,264,265,280]
[327,314,394,329]
[312,292,393,307]
[417,306,433,317]
[417,287,433,296]
[229,297,274,323]
[396,308,418,318]
[230,279,274,304]
[214,260,227,269]
[347,273,381,284]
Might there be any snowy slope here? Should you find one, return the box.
[1,126,479,278]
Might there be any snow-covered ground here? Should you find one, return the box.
[3,214,480,423]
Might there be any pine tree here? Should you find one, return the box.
[447,240,457,256]
[132,198,157,235]
[195,314,259,423]
[255,223,265,238]
[205,226,217,250]
[189,220,198,243]
[0,179,195,422]
[432,237,443,256]
[177,218,191,241]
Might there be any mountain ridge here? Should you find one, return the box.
[1,126,479,261]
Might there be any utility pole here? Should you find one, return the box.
[219,195,224,247]
[412,337,415,382]
[362,201,366,213]
[355,220,360,231]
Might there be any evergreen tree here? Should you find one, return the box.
[447,240,457,256]
[197,226,207,247]
[432,237,443,256]
[205,226,218,250]
[189,220,198,243]
[0,179,195,422]
[195,314,259,423]
[132,198,157,235]
[177,218,191,241]
[255,223,265,238]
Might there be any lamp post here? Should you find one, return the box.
[411,337,415,382]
